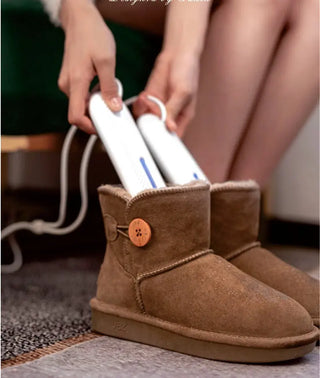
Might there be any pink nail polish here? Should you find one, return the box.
[110,97,122,111]
[167,120,177,132]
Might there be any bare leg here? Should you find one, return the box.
[183,0,291,182]
[229,0,319,188]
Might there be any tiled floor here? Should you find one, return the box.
[2,246,319,377]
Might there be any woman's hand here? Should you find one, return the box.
[134,50,200,137]
[133,1,211,136]
[58,0,122,133]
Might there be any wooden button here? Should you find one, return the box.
[128,218,151,247]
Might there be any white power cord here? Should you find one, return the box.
[1,125,93,273]
[4,236,23,274]
[1,84,167,274]
[2,125,78,240]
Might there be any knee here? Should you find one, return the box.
[294,0,319,15]
[224,0,291,24]
[307,1,319,39]
[300,0,318,24]
[248,0,290,9]
[251,0,291,17]
[290,0,319,40]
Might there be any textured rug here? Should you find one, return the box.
[2,337,319,378]
[1,245,319,368]
[1,254,102,362]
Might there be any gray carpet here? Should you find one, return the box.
[2,337,319,378]
[1,255,102,361]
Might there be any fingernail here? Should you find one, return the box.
[167,119,177,132]
[109,97,122,112]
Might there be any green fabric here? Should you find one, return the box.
[2,0,162,135]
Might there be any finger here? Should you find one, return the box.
[77,115,96,134]
[133,92,163,120]
[141,92,163,118]
[166,91,192,132]
[176,103,196,138]
[94,56,122,112]
[132,93,148,118]
[91,83,100,94]
[57,54,69,96]
[68,76,96,134]
[166,91,192,120]
[58,70,69,97]
[133,53,170,118]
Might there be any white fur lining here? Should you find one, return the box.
[40,0,95,26]
[98,180,209,201]
[210,180,259,192]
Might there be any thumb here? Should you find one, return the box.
[132,92,149,118]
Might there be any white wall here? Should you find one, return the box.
[267,106,319,224]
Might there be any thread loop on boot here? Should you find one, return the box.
[117,225,130,239]
[104,214,131,241]
[103,214,119,242]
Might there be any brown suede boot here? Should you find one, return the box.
[210,180,319,330]
[91,182,317,363]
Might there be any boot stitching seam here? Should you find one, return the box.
[137,249,212,282]
[126,185,209,213]
[92,298,318,342]
[135,250,212,314]
[225,242,261,261]
[134,280,146,313]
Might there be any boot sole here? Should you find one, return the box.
[91,300,317,363]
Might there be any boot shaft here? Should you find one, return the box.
[210,181,260,256]
[98,182,211,276]
[92,181,318,362]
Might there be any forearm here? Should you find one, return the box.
[162,0,212,56]
[40,0,95,27]
[59,0,97,31]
